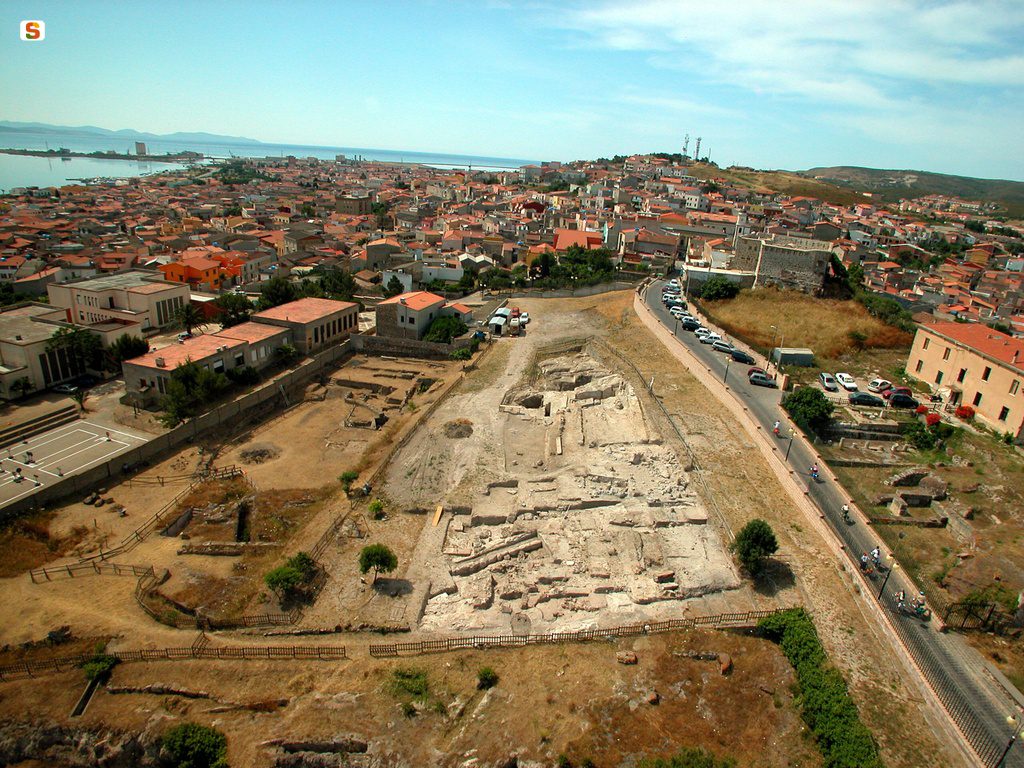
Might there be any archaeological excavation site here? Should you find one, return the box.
[399,348,741,633]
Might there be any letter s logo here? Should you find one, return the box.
[21,20,45,41]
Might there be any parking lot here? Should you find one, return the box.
[0,421,150,508]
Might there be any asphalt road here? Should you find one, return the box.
[646,279,1024,768]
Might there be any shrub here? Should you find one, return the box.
[477,667,499,689]
[389,667,429,699]
[901,421,936,451]
[287,551,316,581]
[264,565,303,596]
[925,413,941,427]
[782,387,834,435]
[758,609,882,768]
[424,316,468,344]
[450,347,472,361]
[81,653,119,682]
[359,542,398,582]
[339,470,359,493]
[915,404,929,414]
[955,405,975,420]
[368,498,385,519]
[161,723,228,768]
[730,519,778,576]
[962,583,1020,613]
[699,275,740,301]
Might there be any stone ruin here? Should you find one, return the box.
[418,352,740,632]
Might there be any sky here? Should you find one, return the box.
[1,0,1022,179]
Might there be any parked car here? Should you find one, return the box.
[888,393,920,409]
[177,332,192,342]
[882,386,912,400]
[694,327,711,337]
[510,306,521,318]
[849,392,885,407]
[748,366,768,378]
[730,349,755,364]
[819,372,838,391]
[682,318,701,331]
[670,306,686,317]
[867,378,892,393]
[835,372,858,391]
[711,340,735,354]
[53,383,79,395]
[699,332,722,344]
[748,372,778,388]
[520,312,530,325]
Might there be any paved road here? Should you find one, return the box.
[645,280,1024,768]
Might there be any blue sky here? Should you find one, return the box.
[1,0,1022,179]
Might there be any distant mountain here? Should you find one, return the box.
[0,121,262,145]
[801,166,1024,216]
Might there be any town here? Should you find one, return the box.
[1,149,1024,768]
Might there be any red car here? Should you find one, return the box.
[882,386,912,400]
[510,306,521,319]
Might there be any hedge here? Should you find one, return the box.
[758,609,883,768]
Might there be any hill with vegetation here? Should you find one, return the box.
[802,166,1024,216]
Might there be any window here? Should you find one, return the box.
[923,337,931,350]
[973,392,982,406]
[915,360,924,373]
[1012,380,1020,396]
[982,366,992,381]
[957,368,967,383]
[943,347,950,361]
[234,353,244,368]
[999,406,1010,422]
[935,371,944,385]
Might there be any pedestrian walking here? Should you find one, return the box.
[870,546,881,566]
[860,552,869,572]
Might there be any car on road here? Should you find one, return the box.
[882,386,912,400]
[835,372,858,391]
[694,327,710,337]
[53,383,79,395]
[748,372,778,388]
[699,332,722,344]
[748,366,767,378]
[711,340,735,354]
[681,318,701,331]
[819,372,838,391]
[888,393,920,409]
[849,392,885,407]
[867,378,892,393]
[670,306,686,317]
[730,349,755,364]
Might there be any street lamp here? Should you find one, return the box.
[877,559,898,599]
[723,356,731,383]
[784,428,796,461]
[996,714,1024,768]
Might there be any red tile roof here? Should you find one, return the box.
[127,334,246,370]
[378,291,445,311]
[923,322,1024,373]
[215,321,287,344]
[253,297,357,324]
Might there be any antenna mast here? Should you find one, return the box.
[682,134,690,159]
[694,137,702,162]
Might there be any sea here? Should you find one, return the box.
[0,129,540,191]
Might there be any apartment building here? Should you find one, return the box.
[906,322,1024,441]
[47,271,190,333]
[251,297,359,354]
[0,304,84,397]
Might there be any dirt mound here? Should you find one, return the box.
[443,419,474,439]
[240,444,281,464]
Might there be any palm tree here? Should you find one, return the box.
[175,304,203,336]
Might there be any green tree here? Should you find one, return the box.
[107,333,150,365]
[699,276,740,301]
[457,272,476,292]
[159,359,230,427]
[175,303,204,336]
[264,564,303,597]
[383,275,405,298]
[213,292,253,328]
[9,376,34,400]
[371,200,392,229]
[315,266,357,301]
[846,263,864,294]
[161,723,229,768]
[223,205,242,216]
[71,389,88,411]
[81,652,119,683]
[359,543,398,583]
[731,519,779,576]
[300,202,316,218]
[258,275,298,309]
[46,326,102,374]
[847,330,867,351]
[424,316,468,344]
[782,387,835,435]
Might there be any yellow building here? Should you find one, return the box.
[907,322,1024,441]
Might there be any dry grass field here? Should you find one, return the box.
[702,288,913,358]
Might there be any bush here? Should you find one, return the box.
[389,666,429,699]
[925,413,941,427]
[339,470,359,493]
[368,498,385,519]
[915,404,929,414]
[638,747,736,768]
[730,519,778,576]
[699,276,740,301]
[477,667,499,689]
[450,347,472,361]
[424,316,468,344]
[161,723,228,768]
[359,542,398,582]
[264,565,303,596]
[901,421,937,451]
[758,609,882,768]
[782,388,834,435]
[955,405,975,420]
[81,653,119,682]
[225,365,260,386]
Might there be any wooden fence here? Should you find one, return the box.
[0,638,347,682]
[29,561,154,584]
[369,609,782,658]
[76,466,245,564]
